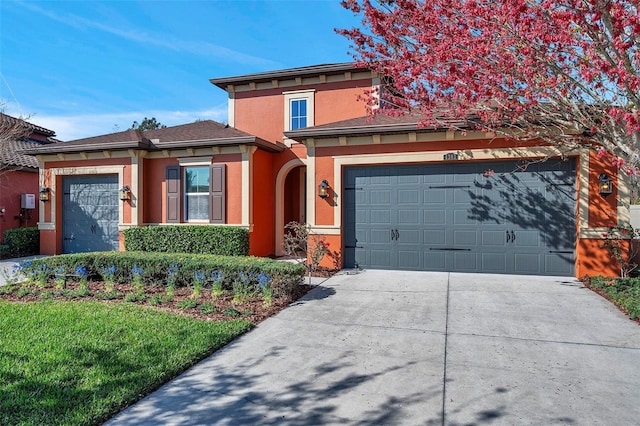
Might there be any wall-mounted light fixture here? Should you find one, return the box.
[598,173,613,195]
[39,187,50,202]
[318,180,329,198]
[119,185,131,201]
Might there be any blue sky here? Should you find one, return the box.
[0,0,361,141]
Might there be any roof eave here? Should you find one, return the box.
[209,63,365,90]
[284,123,427,140]
[153,137,285,153]
[19,140,146,155]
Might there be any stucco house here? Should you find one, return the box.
[22,63,628,277]
[0,113,58,241]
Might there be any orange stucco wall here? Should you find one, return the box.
[587,151,618,228]
[0,170,39,242]
[250,149,275,256]
[233,80,372,144]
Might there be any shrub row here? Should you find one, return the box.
[19,251,305,297]
[123,225,249,256]
[586,276,640,320]
[2,227,39,258]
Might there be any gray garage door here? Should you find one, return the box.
[343,159,576,276]
[62,175,119,253]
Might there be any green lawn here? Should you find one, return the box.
[0,301,252,426]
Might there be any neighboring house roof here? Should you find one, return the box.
[209,63,366,89]
[0,113,57,170]
[20,120,286,155]
[0,113,56,138]
[284,112,474,140]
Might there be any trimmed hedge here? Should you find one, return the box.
[123,225,249,256]
[3,227,39,258]
[20,251,305,297]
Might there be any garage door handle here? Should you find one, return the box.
[506,230,511,243]
[510,230,516,242]
[63,237,74,241]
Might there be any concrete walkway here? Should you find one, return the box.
[0,255,46,286]
[107,271,640,425]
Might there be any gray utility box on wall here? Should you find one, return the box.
[21,193,36,209]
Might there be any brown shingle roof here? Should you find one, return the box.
[284,111,475,140]
[20,120,285,155]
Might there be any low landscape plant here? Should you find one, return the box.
[211,270,224,298]
[101,265,117,293]
[131,265,144,294]
[53,266,65,289]
[75,266,89,292]
[586,276,640,320]
[191,271,205,299]
[19,251,305,293]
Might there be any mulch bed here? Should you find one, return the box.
[0,281,314,324]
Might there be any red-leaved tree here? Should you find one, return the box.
[339,0,640,176]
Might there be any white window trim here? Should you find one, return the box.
[283,89,315,138]
[183,165,210,223]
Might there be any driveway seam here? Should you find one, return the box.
[448,331,640,350]
[441,272,451,426]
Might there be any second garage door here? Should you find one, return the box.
[343,159,576,276]
[62,175,120,253]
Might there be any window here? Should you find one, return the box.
[166,163,226,224]
[184,166,209,221]
[283,89,315,132]
[290,99,307,130]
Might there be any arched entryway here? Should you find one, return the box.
[275,159,307,256]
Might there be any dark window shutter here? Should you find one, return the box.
[166,166,180,223]
[209,164,226,224]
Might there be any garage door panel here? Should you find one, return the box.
[343,160,575,275]
[398,229,419,244]
[513,231,541,247]
[370,228,391,244]
[370,249,391,268]
[453,230,477,246]
[425,229,446,245]
[454,209,476,225]
[481,252,508,272]
[482,230,506,246]
[370,210,391,224]
[424,210,446,225]
[454,252,478,270]
[398,189,419,204]
[545,254,574,275]
[514,253,541,273]
[399,209,419,224]
[370,190,391,204]
[424,251,446,270]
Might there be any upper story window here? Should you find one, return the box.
[290,99,307,130]
[283,89,315,132]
